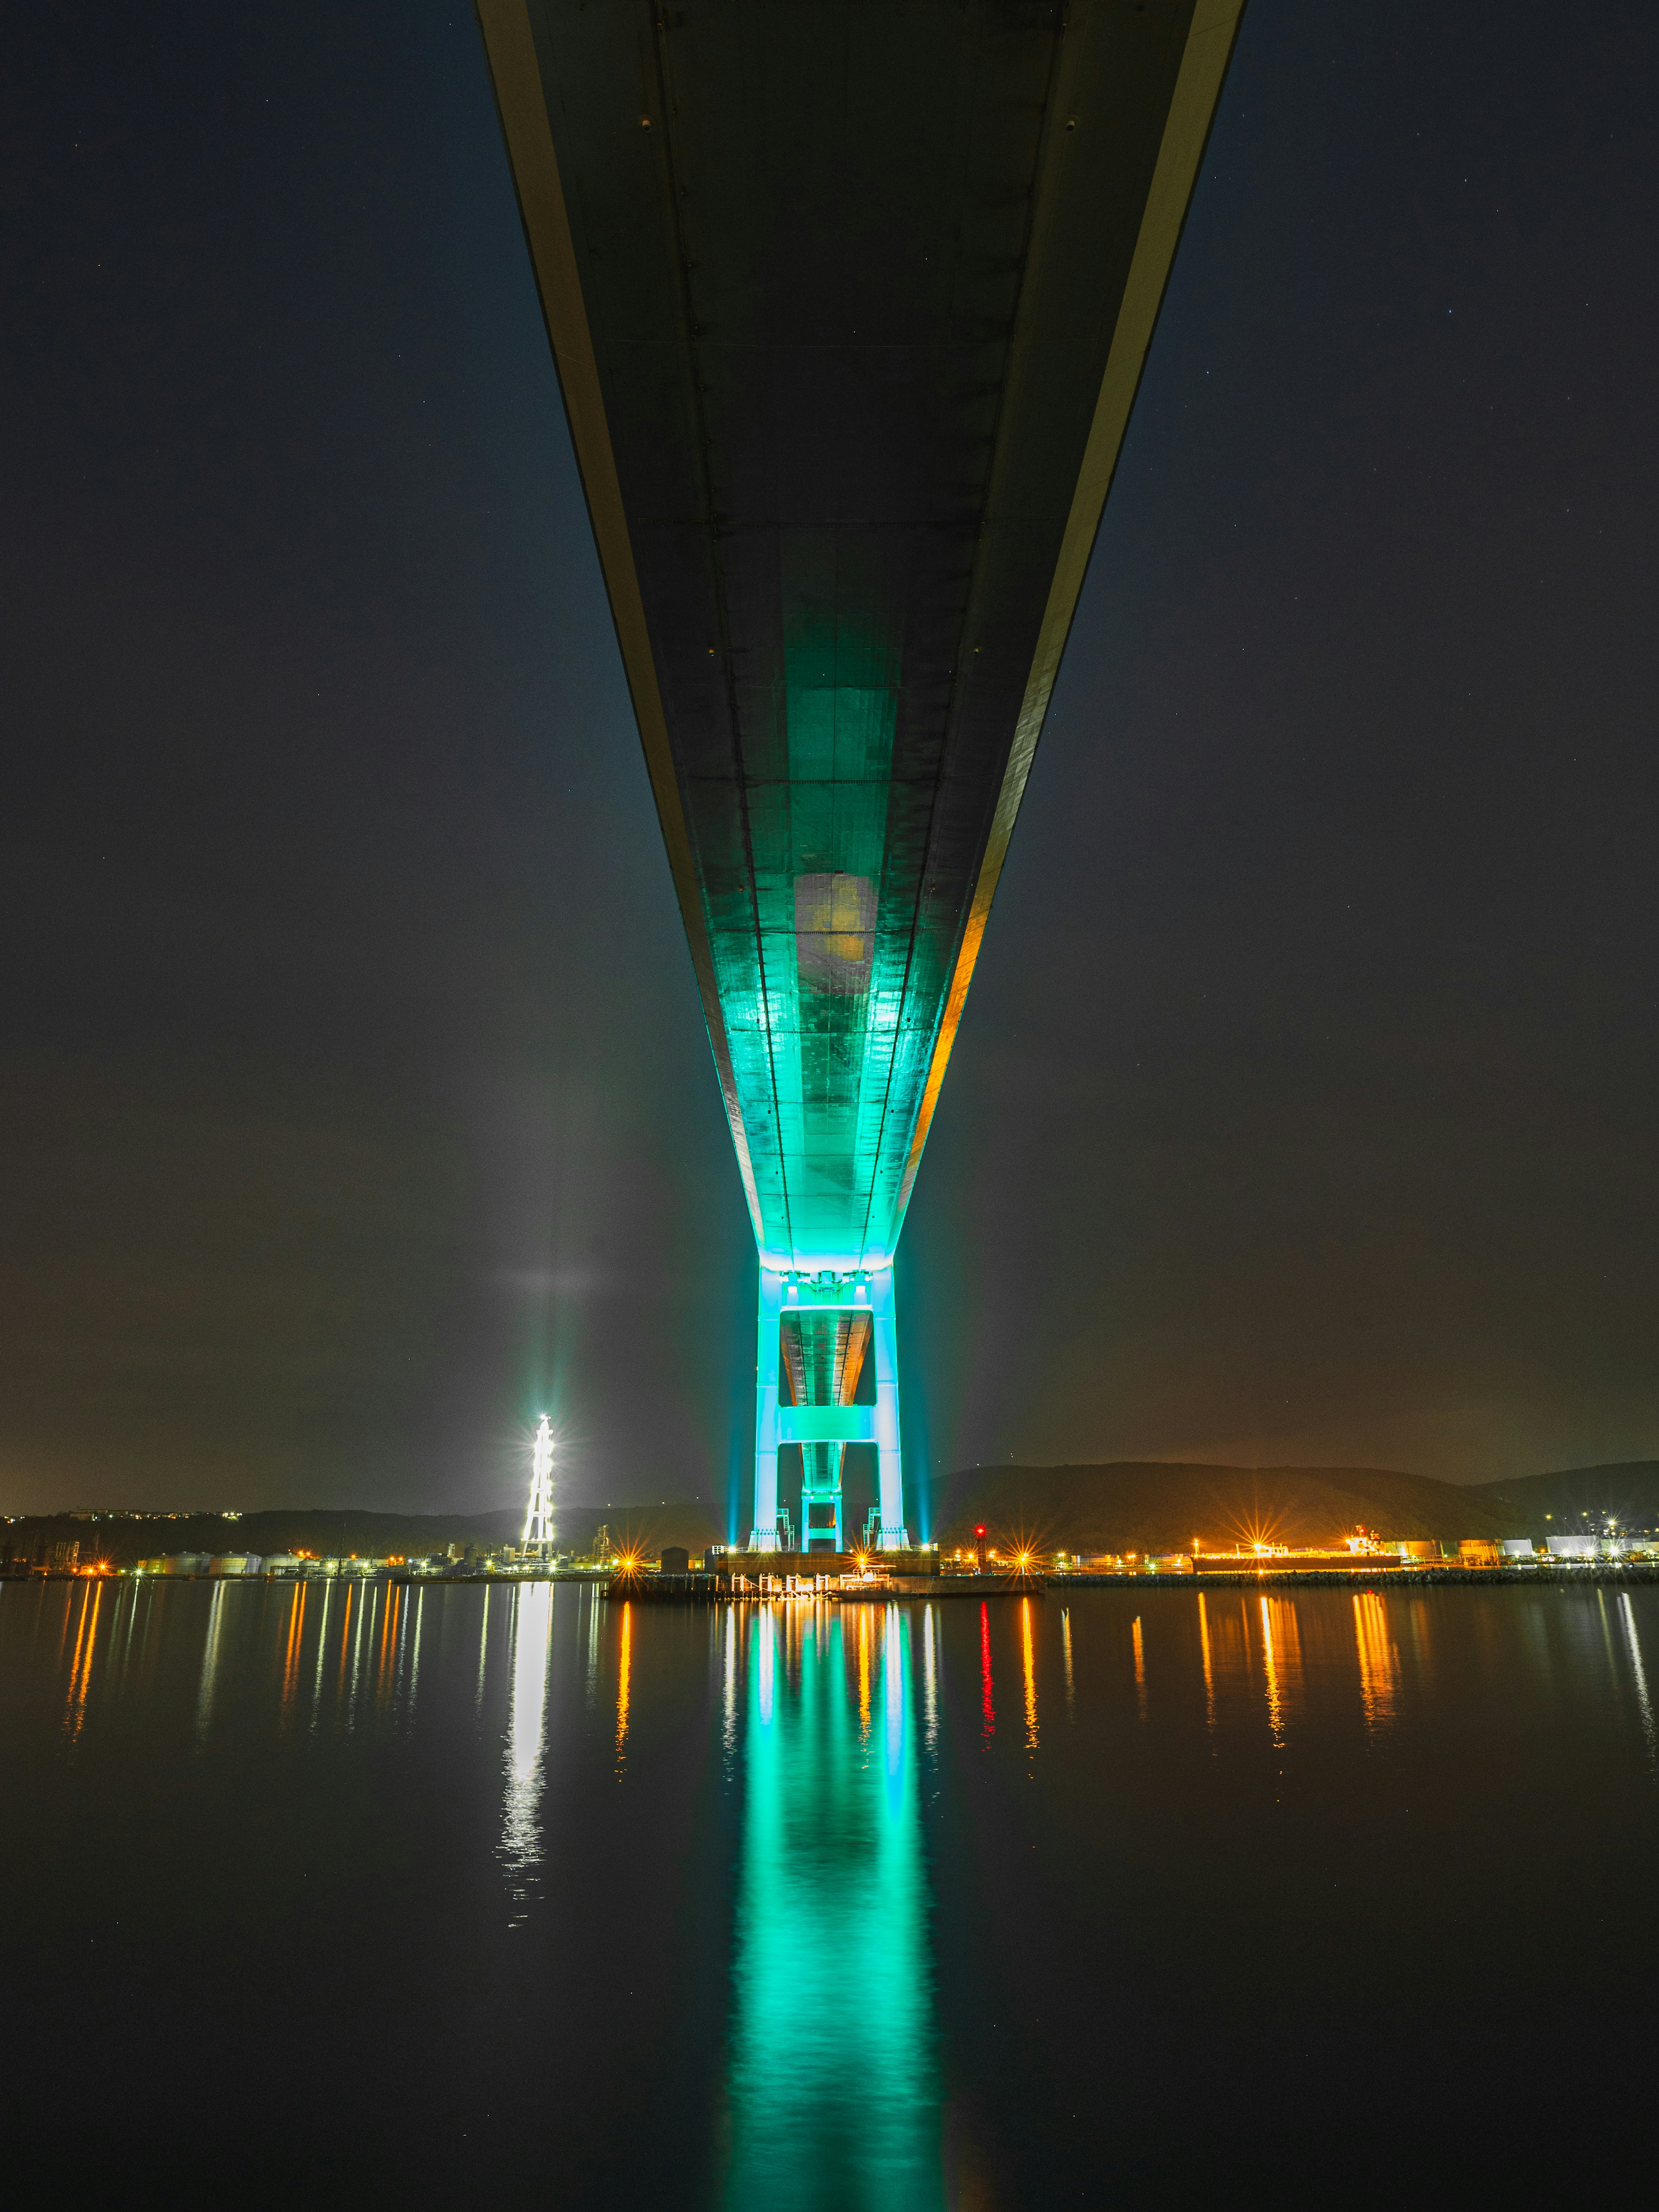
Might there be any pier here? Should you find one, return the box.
[608,1572,1047,1605]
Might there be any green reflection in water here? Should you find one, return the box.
[724,1603,941,2211]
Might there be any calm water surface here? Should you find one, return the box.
[6,1576,1656,2205]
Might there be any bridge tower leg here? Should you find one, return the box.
[871,1266,909,1552]
[750,1268,783,1551]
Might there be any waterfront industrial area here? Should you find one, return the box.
[8,1516,1659,1595]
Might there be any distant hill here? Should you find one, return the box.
[17,1460,1659,1564]
[1467,1462,1659,1536]
[3,1501,723,1564]
[927,1462,1528,1554]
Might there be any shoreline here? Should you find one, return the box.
[10,1563,1658,1594]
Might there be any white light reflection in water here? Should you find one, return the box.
[476,1585,492,1717]
[347,1582,371,1722]
[309,1584,332,1733]
[1596,1589,1618,1679]
[404,1586,425,1724]
[722,1605,738,1772]
[757,1604,774,1726]
[120,1579,143,1684]
[922,1604,938,1757]
[195,1583,229,1747]
[1620,1595,1656,1762]
[724,1597,938,2209]
[500,1581,555,1920]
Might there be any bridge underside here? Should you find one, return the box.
[479,0,1241,1547]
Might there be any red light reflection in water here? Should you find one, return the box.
[979,1602,995,1746]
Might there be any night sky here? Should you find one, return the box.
[5,3,1657,1517]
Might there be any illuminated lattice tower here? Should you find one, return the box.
[522,1416,555,1557]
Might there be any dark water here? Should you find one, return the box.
[6,1575,1656,2206]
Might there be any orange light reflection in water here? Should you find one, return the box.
[1259,1596,1302,1748]
[1354,1591,1398,1731]
[1259,1595,1282,1745]
[1131,1616,1147,1722]
[1198,1592,1216,1732]
[857,1608,872,1744]
[615,1602,633,1772]
[64,1580,92,1685]
[378,1584,400,1703]
[64,1580,103,1740]
[1061,1606,1074,1721]
[1020,1598,1039,1753]
[281,1581,307,1712]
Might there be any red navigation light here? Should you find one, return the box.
[974,1525,986,1537]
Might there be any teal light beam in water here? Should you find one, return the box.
[725,1602,940,2210]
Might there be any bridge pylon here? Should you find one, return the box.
[750,1266,907,1554]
